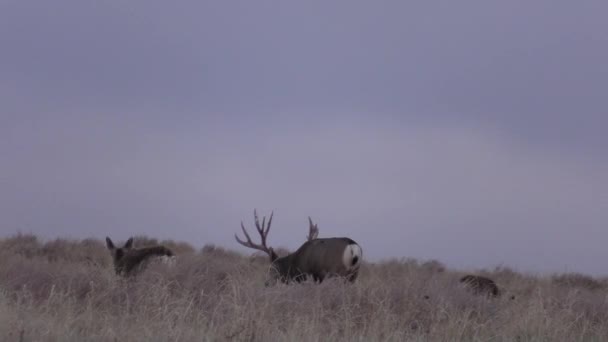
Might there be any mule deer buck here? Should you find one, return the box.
[235,210,362,285]
[105,237,175,276]
[460,274,515,299]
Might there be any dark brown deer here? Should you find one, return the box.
[105,237,175,276]
[235,210,363,285]
[460,274,514,299]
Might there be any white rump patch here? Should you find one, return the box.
[342,244,363,270]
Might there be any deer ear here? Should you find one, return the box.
[124,237,134,249]
[105,237,115,250]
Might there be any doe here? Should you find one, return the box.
[105,237,175,276]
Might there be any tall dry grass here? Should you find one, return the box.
[1,234,607,341]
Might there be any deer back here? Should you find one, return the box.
[116,246,174,276]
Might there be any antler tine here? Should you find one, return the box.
[266,211,274,236]
[254,209,260,230]
[307,216,319,241]
[255,210,265,234]
[259,214,267,247]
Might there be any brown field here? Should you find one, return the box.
[1,234,607,342]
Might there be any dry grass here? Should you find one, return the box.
[1,234,607,341]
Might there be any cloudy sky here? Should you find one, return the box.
[1,1,607,275]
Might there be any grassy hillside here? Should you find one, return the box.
[0,234,607,341]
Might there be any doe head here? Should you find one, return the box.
[105,236,134,273]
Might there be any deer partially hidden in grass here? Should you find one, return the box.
[105,237,175,276]
[460,274,515,299]
[235,210,363,285]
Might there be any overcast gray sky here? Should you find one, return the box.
[1,1,607,275]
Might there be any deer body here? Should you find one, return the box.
[235,210,363,285]
[106,237,174,276]
[271,237,362,283]
[460,275,500,297]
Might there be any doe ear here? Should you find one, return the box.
[124,237,134,249]
[105,237,115,250]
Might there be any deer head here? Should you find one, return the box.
[106,236,134,269]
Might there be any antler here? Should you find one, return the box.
[235,209,275,259]
[307,217,319,241]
